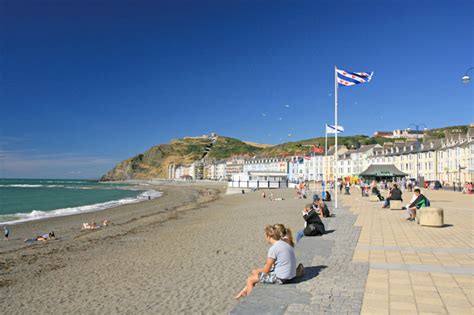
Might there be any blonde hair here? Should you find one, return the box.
[264,224,294,247]
[317,199,325,208]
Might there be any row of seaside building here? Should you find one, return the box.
[167,126,474,184]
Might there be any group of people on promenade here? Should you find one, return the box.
[235,190,332,299]
[235,177,438,299]
[380,182,430,221]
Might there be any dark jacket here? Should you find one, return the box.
[303,209,325,236]
[388,188,403,201]
[323,191,331,201]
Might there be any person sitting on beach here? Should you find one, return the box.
[382,184,403,208]
[102,219,110,227]
[296,203,326,243]
[82,221,99,230]
[25,231,56,242]
[234,224,297,299]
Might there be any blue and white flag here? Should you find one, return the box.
[337,68,373,87]
[326,124,344,134]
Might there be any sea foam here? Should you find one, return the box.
[0,190,162,225]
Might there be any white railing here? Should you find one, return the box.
[227,180,288,189]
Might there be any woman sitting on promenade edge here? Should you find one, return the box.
[234,224,297,299]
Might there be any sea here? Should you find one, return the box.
[0,179,161,225]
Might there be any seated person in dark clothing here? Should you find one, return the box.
[296,203,325,242]
[371,186,384,201]
[406,189,430,221]
[315,200,331,218]
[383,184,403,208]
[323,191,331,201]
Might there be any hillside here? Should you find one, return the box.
[100,136,262,180]
[101,124,469,181]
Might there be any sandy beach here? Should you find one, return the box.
[0,183,307,313]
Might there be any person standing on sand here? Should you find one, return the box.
[4,226,10,240]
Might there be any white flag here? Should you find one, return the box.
[326,124,344,134]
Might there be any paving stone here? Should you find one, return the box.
[232,203,369,314]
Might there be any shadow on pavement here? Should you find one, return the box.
[291,265,328,284]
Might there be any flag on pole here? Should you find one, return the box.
[326,124,344,134]
[336,68,373,87]
[311,145,324,154]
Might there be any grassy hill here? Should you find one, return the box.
[100,136,263,180]
[101,124,469,180]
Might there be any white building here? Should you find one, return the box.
[243,157,288,173]
[303,154,324,181]
[215,161,227,180]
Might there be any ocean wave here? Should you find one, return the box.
[0,184,45,188]
[1,184,104,189]
[0,190,162,225]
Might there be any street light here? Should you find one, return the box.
[409,123,426,184]
[458,165,466,191]
[462,67,473,83]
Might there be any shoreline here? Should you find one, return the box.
[0,183,305,313]
[0,182,225,255]
[0,185,162,226]
[0,189,162,226]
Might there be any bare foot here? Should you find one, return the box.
[234,289,247,299]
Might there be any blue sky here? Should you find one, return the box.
[1,0,472,179]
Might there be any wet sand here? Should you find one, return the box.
[0,183,307,313]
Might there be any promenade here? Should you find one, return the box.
[233,188,473,315]
[352,189,473,315]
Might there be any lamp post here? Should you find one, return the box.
[458,165,466,191]
[409,123,426,185]
[462,67,474,83]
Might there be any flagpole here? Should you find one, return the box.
[334,66,339,209]
[325,126,328,182]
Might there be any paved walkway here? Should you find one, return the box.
[232,189,473,314]
[233,200,369,314]
[349,189,473,315]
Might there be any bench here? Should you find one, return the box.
[416,207,444,227]
[369,195,379,202]
[389,200,403,210]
